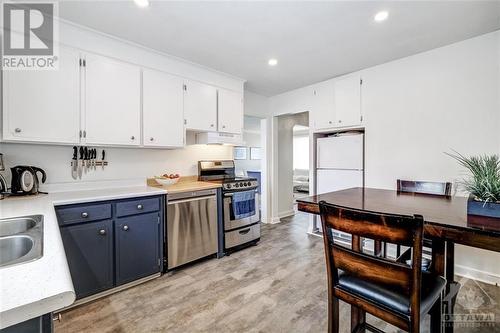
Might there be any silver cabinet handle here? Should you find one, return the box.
[131,135,135,140]
[123,225,129,231]
[52,313,62,322]
[14,128,22,133]
[99,229,106,235]
[81,212,89,218]
[137,204,143,210]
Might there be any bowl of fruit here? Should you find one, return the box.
[154,173,180,186]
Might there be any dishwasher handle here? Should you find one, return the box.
[167,194,216,205]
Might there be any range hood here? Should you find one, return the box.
[195,132,245,146]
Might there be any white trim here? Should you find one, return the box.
[57,17,246,83]
[455,264,500,286]
[262,216,281,224]
[278,210,295,219]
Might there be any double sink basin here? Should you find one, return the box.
[0,215,43,268]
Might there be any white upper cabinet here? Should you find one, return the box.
[217,88,243,134]
[334,74,363,128]
[142,69,184,148]
[311,81,335,131]
[2,47,81,144]
[183,80,217,132]
[84,53,141,146]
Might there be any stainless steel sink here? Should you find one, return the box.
[0,216,37,237]
[0,215,43,268]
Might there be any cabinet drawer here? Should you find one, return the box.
[116,197,160,217]
[57,203,112,226]
[225,223,260,249]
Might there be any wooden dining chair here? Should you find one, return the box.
[393,180,452,259]
[319,201,446,333]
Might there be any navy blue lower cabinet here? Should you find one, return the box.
[115,212,161,286]
[56,195,164,301]
[60,220,114,299]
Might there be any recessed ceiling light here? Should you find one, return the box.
[268,58,278,66]
[374,11,389,22]
[134,0,149,8]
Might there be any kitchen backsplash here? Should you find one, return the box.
[0,134,233,188]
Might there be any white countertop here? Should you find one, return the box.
[0,185,167,329]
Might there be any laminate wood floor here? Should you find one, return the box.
[55,213,500,333]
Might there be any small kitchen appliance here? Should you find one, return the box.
[198,160,260,253]
[10,166,46,195]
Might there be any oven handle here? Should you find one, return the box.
[224,189,258,197]
[168,194,216,205]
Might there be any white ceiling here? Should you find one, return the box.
[59,1,500,96]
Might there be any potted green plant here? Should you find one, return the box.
[448,152,500,218]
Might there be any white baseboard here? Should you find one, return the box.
[261,216,281,224]
[455,264,500,286]
[261,210,295,224]
[278,210,295,218]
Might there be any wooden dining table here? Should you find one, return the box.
[296,187,500,333]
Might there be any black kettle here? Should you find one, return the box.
[11,166,47,195]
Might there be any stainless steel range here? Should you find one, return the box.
[198,160,260,252]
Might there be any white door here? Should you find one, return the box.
[317,134,364,169]
[143,69,185,147]
[311,82,335,131]
[218,88,243,134]
[183,80,217,132]
[334,74,362,127]
[317,169,363,194]
[2,47,81,144]
[84,53,141,146]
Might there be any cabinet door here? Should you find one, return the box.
[217,88,243,134]
[84,53,141,145]
[60,220,114,299]
[143,69,184,147]
[334,74,362,127]
[183,80,217,132]
[2,47,80,144]
[115,213,160,286]
[311,82,335,131]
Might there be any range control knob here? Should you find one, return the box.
[239,182,244,187]
[226,184,232,189]
[235,183,239,188]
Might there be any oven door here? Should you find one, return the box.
[223,191,260,230]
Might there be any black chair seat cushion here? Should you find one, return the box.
[337,271,445,316]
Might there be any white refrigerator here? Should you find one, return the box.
[316,132,364,195]
[314,133,364,241]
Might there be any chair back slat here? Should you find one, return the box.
[321,204,420,247]
[397,179,452,197]
[332,244,412,291]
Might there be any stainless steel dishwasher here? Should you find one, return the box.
[166,189,218,269]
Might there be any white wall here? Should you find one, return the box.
[276,112,309,217]
[267,31,500,284]
[244,90,270,117]
[360,31,500,283]
[234,116,262,174]
[0,136,232,189]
